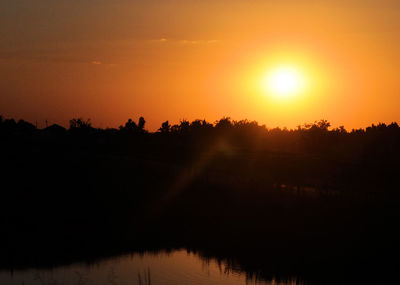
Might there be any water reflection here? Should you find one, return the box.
[0,250,303,285]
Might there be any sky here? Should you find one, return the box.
[1,0,400,130]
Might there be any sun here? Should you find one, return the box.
[262,66,305,99]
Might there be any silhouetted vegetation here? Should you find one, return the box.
[1,115,400,284]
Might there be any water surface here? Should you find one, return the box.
[0,250,301,285]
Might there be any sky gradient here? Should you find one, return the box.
[1,0,400,130]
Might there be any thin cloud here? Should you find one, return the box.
[151,38,168,43]
[180,40,198,44]
[180,39,220,45]
[151,38,220,45]
[90,60,116,67]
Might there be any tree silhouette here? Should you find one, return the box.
[69,118,92,129]
[215,117,233,129]
[178,119,190,134]
[159,121,171,133]
[121,118,137,131]
[138,117,146,132]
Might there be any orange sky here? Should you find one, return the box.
[1,0,400,130]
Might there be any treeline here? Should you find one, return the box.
[2,114,399,193]
[1,114,399,143]
[1,114,399,157]
[1,114,400,282]
[2,114,399,134]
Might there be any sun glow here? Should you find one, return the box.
[262,66,306,99]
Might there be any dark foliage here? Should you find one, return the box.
[0,116,400,284]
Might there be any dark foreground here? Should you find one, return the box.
[1,117,400,284]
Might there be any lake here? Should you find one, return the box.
[0,249,303,285]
